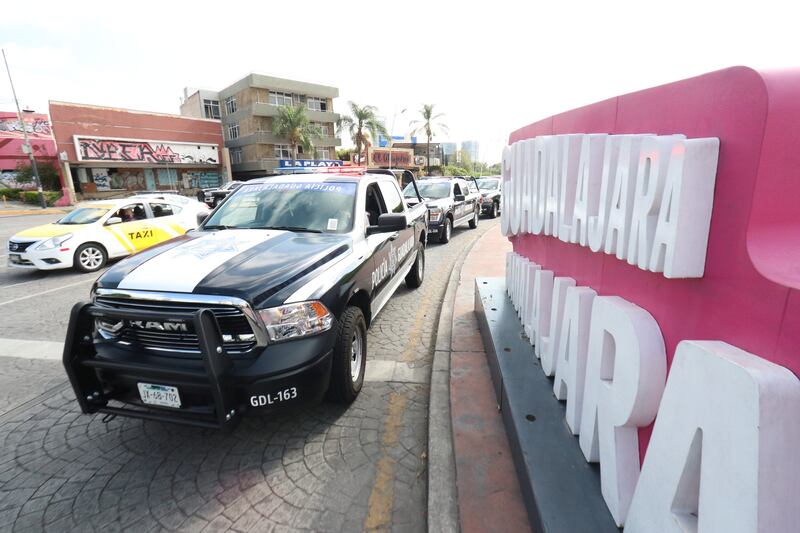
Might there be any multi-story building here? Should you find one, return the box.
[461,140,480,162]
[440,142,457,166]
[180,74,340,179]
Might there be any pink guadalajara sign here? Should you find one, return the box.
[503,67,800,528]
[508,65,800,397]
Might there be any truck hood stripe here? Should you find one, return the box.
[118,229,282,293]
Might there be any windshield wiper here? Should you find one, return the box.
[203,224,236,230]
[261,226,323,233]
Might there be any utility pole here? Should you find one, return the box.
[2,49,46,209]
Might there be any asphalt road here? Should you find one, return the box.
[0,211,500,532]
[1,213,106,342]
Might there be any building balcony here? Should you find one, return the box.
[231,158,280,174]
[225,132,341,149]
[249,103,339,123]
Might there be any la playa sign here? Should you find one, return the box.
[501,67,800,532]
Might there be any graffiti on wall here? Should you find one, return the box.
[75,136,218,165]
[182,171,221,189]
[0,171,35,190]
[0,113,53,139]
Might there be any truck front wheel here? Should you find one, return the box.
[327,306,367,404]
[405,243,425,288]
[439,217,452,243]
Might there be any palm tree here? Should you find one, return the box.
[410,104,448,175]
[337,102,389,164]
[272,105,321,160]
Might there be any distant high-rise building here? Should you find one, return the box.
[441,142,457,165]
[180,74,340,179]
[461,140,480,162]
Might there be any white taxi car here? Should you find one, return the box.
[7,194,210,273]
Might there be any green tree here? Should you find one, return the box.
[336,148,355,162]
[15,160,62,191]
[337,102,388,164]
[271,105,321,160]
[410,104,448,175]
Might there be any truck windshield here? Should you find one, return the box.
[203,181,357,233]
[476,179,499,190]
[403,181,450,199]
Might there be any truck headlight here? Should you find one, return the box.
[258,301,333,342]
[429,208,443,222]
[36,233,73,250]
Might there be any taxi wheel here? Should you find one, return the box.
[327,306,367,404]
[489,202,498,219]
[469,209,479,229]
[74,243,107,273]
[405,243,425,289]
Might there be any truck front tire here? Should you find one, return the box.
[439,218,452,243]
[405,243,425,288]
[469,209,479,229]
[327,306,367,404]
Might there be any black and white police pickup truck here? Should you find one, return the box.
[402,177,481,243]
[196,180,244,208]
[63,170,428,429]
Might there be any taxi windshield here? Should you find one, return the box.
[57,207,110,225]
[476,178,499,190]
[203,181,357,233]
[404,181,450,199]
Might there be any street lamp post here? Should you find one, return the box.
[388,108,406,170]
[2,49,46,209]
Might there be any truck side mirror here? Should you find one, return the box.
[454,194,466,202]
[367,213,407,235]
[197,212,209,226]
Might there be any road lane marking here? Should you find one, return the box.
[0,338,63,360]
[0,277,49,290]
[365,391,408,530]
[0,277,94,306]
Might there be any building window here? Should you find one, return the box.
[274,144,292,158]
[318,148,331,159]
[307,97,328,112]
[228,122,239,140]
[269,91,293,107]
[230,147,243,164]
[203,99,220,119]
[313,122,331,136]
[225,96,237,114]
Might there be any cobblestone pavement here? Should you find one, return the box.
[0,215,499,532]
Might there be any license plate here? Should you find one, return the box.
[137,383,181,408]
[249,387,298,407]
[9,254,21,262]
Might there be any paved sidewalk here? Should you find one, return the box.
[0,200,70,217]
[449,225,532,532]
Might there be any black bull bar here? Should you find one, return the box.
[63,301,242,431]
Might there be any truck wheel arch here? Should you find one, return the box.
[347,289,372,328]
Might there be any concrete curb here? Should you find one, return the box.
[427,230,485,533]
[0,208,71,217]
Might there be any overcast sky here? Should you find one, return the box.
[1,0,797,164]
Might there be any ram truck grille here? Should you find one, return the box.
[94,296,258,356]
